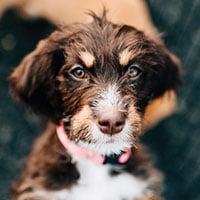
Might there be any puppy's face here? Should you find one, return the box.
[10,14,180,155]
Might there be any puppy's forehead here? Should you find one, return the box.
[64,22,146,68]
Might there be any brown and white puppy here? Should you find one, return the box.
[9,9,181,200]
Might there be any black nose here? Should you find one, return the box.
[98,109,126,135]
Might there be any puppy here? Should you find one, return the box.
[9,10,181,200]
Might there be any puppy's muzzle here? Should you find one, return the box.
[97,107,126,135]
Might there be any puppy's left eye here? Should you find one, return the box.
[128,64,142,78]
[70,65,86,80]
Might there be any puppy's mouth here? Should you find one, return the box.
[105,138,115,143]
[67,113,136,156]
[56,122,132,165]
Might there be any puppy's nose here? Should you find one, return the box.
[98,109,125,135]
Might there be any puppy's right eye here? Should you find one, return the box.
[127,64,142,79]
[69,65,85,80]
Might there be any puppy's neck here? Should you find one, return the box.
[56,121,131,166]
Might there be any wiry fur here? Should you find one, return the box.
[10,12,181,200]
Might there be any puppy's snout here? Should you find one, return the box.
[97,109,125,135]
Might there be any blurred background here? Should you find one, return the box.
[0,0,199,199]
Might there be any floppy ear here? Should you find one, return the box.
[143,48,182,130]
[9,32,66,123]
[156,48,182,96]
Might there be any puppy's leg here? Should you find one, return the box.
[11,124,78,200]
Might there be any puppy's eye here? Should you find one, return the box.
[70,65,85,80]
[128,64,141,78]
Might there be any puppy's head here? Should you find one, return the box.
[9,13,181,155]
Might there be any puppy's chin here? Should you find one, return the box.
[75,123,135,155]
[77,139,133,156]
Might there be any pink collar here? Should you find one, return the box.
[56,122,131,165]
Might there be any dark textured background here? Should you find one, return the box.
[0,1,199,199]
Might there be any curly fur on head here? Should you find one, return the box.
[10,12,181,123]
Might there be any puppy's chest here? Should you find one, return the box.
[46,157,151,200]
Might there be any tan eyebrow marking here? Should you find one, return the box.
[119,49,135,67]
[79,51,95,68]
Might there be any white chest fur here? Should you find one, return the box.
[70,157,151,200]
[34,156,153,200]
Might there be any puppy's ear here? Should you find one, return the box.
[152,47,182,98]
[144,48,182,129]
[165,50,182,89]
[9,32,65,123]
